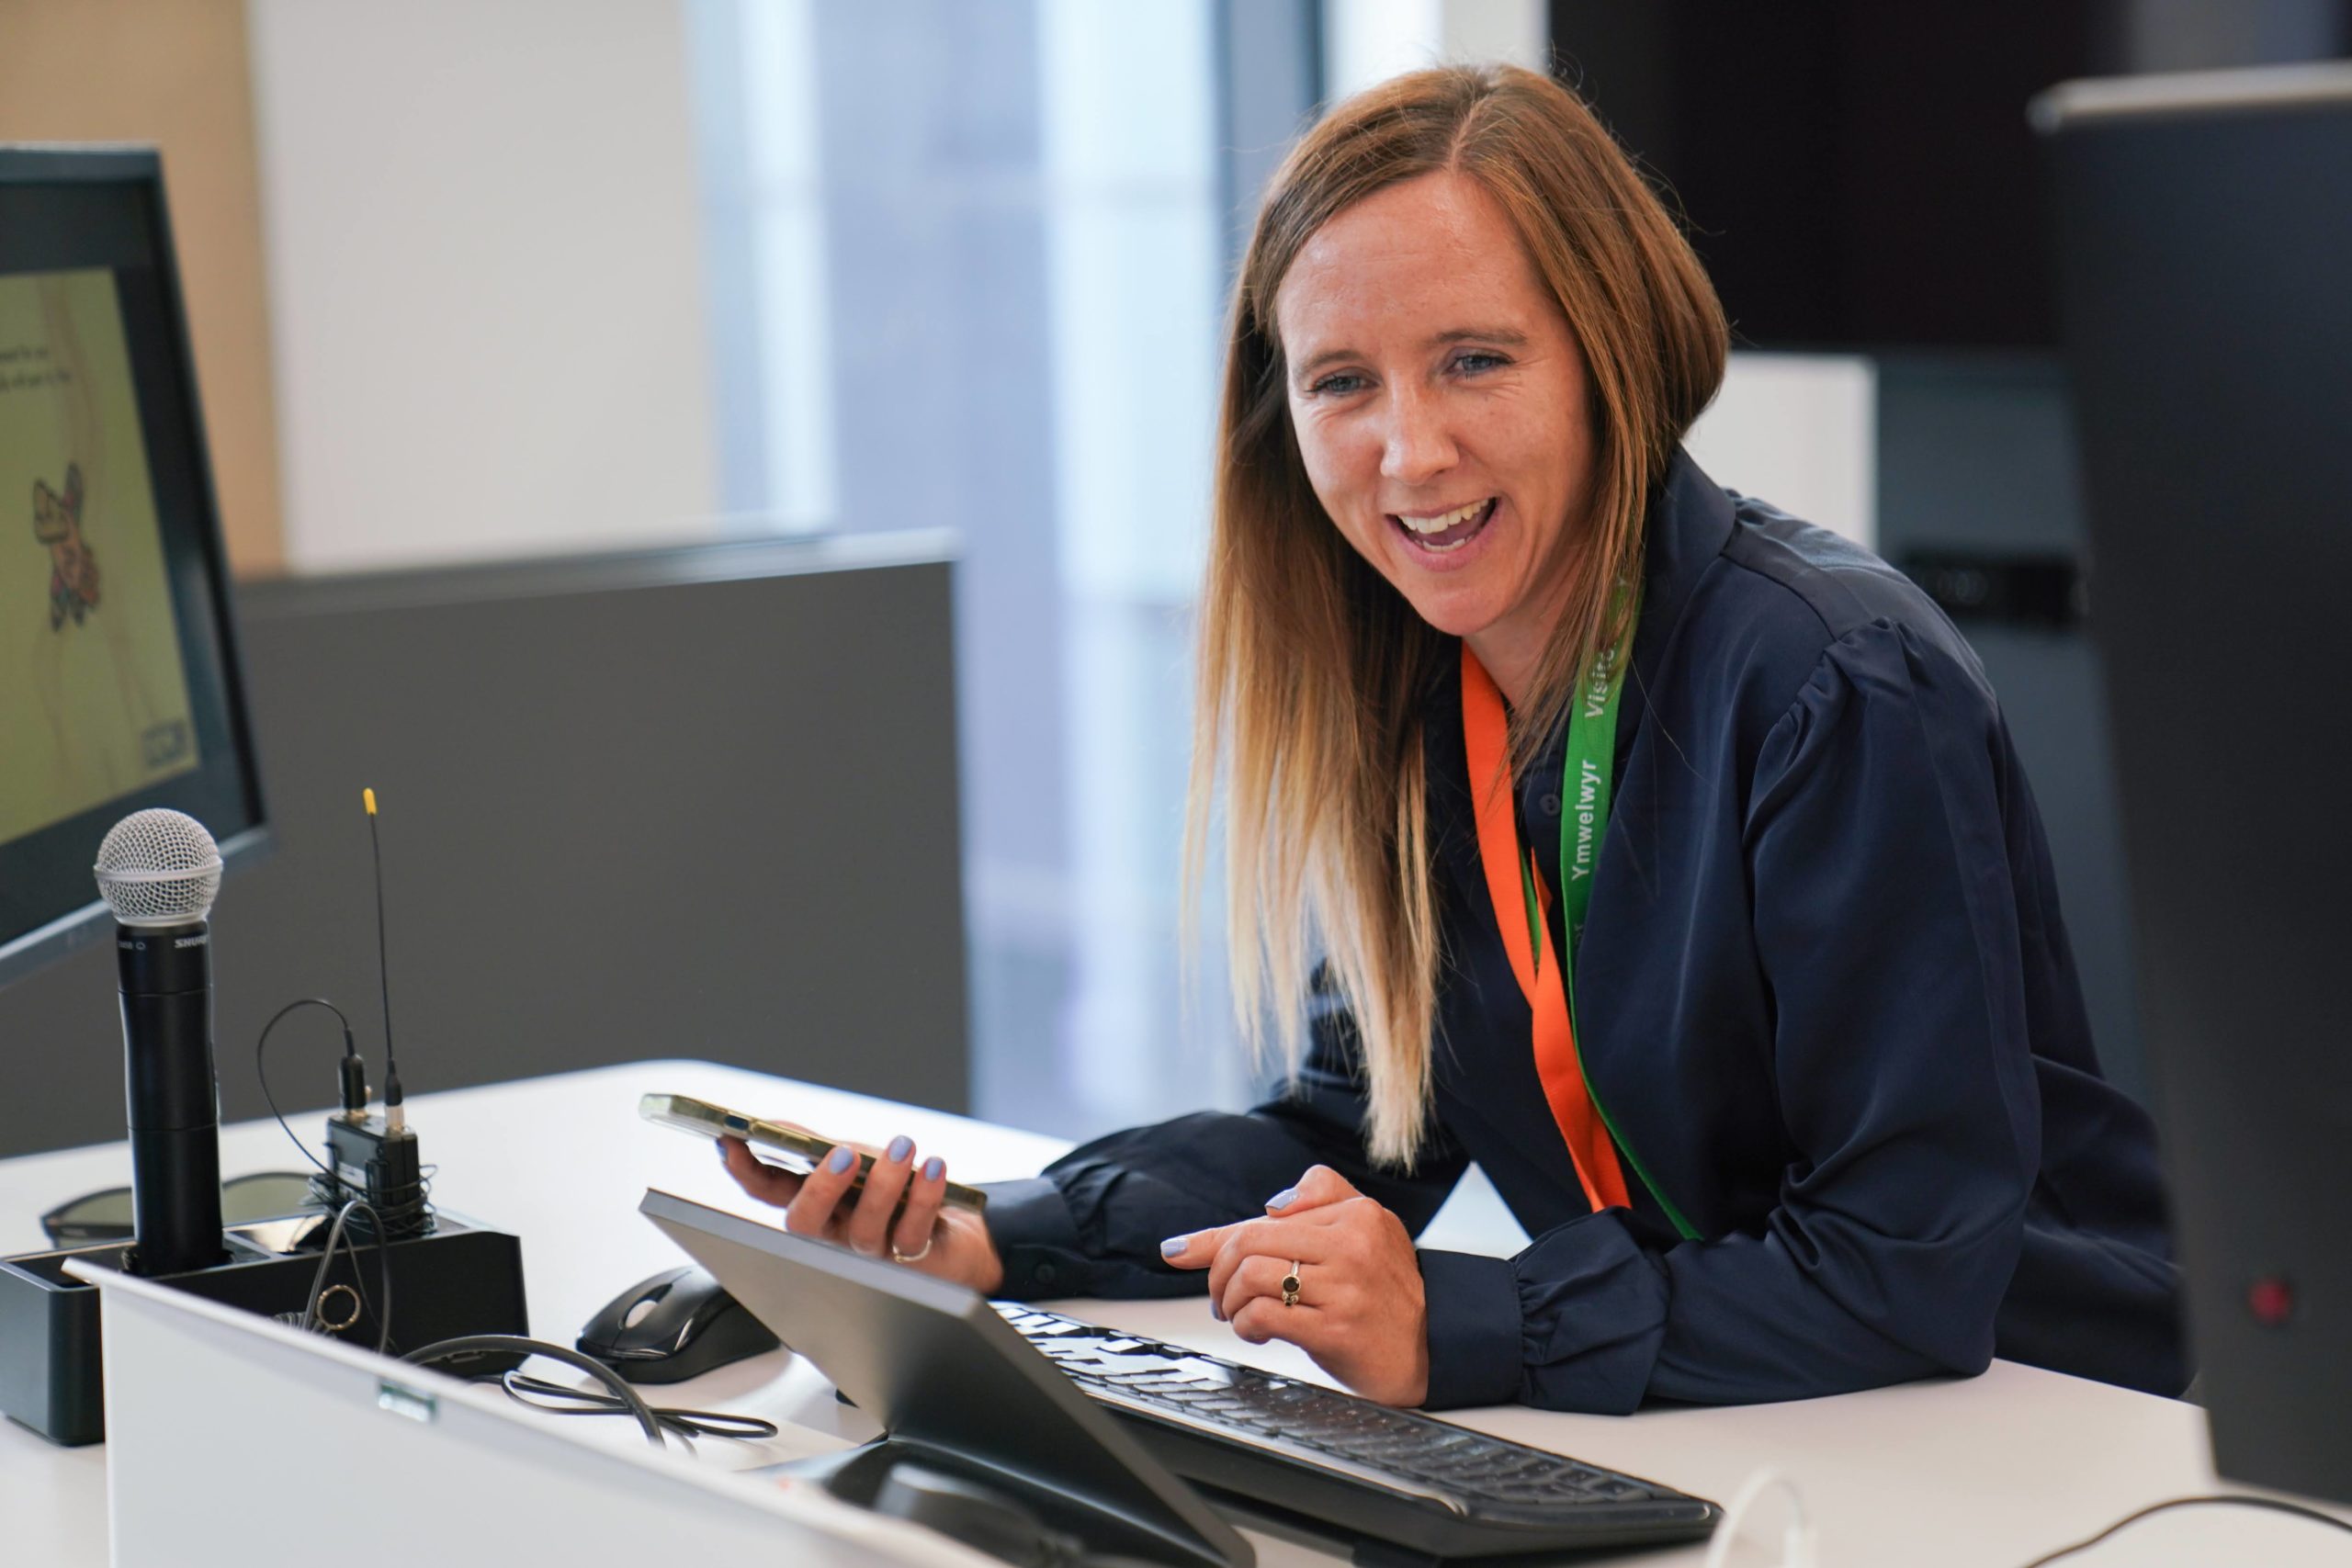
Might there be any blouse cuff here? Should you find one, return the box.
[1416,1248,1525,1409]
[1513,1213,1671,1415]
[980,1177,1090,1299]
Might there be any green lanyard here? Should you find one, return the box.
[1513,619,1625,1005]
[1510,608,1702,1241]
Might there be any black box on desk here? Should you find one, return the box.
[0,1213,526,1446]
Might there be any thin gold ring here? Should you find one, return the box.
[1280,1262,1303,1308]
[891,1234,935,1266]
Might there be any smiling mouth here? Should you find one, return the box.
[1390,497,1497,553]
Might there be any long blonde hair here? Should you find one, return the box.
[1185,63,1727,1167]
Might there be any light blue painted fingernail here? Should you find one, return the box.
[1159,1235,1188,1258]
[922,1156,944,1180]
[1266,1187,1299,1212]
[1211,1297,1225,1322]
[827,1145,855,1173]
[888,1134,913,1163]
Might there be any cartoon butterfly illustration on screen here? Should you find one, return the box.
[33,463,102,630]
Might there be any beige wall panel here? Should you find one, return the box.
[0,0,286,575]
[246,0,717,572]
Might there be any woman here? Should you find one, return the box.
[722,63,2183,1414]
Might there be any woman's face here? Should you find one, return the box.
[1274,170,1593,682]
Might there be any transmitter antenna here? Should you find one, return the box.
[364,788,405,1134]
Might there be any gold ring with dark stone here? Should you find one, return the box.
[1281,1263,1302,1307]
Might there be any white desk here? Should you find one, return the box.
[4,1059,2345,1567]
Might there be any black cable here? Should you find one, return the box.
[294,1198,395,1355]
[2018,1494,2352,1566]
[255,999,420,1346]
[254,997,356,1180]
[298,1201,353,1333]
[404,1336,667,1448]
[254,993,431,1236]
[498,1372,781,1443]
[303,1166,433,1243]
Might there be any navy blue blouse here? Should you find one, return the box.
[985,452,2185,1414]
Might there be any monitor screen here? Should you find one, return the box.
[0,149,266,987]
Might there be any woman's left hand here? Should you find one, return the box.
[1158,1165,1430,1406]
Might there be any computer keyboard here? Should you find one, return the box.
[995,1303,1719,1560]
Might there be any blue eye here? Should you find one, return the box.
[1454,352,1509,376]
[1308,371,1368,396]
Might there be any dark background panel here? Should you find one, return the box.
[0,537,970,1158]
[1548,0,2350,352]
[1548,0,2103,350]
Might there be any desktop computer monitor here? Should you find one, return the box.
[2038,64,2352,1506]
[0,148,266,991]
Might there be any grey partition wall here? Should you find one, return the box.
[0,532,967,1159]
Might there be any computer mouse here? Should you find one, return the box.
[576,1263,782,1384]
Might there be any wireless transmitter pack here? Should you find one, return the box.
[0,792,531,1447]
[309,790,433,1241]
[322,1111,424,1235]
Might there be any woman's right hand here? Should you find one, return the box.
[717,1131,1004,1294]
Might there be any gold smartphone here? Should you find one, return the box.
[639,1092,989,1213]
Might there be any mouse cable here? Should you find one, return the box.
[498,1371,782,1444]
[2016,1494,2352,1566]
[404,1335,669,1449]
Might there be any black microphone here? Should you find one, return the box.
[93,809,228,1276]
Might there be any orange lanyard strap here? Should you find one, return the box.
[1461,645,1633,1214]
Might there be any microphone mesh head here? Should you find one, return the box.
[94,809,223,926]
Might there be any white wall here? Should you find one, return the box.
[246,0,717,573]
[1324,0,1548,100]
[1687,355,1876,547]
[1440,0,1549,73]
